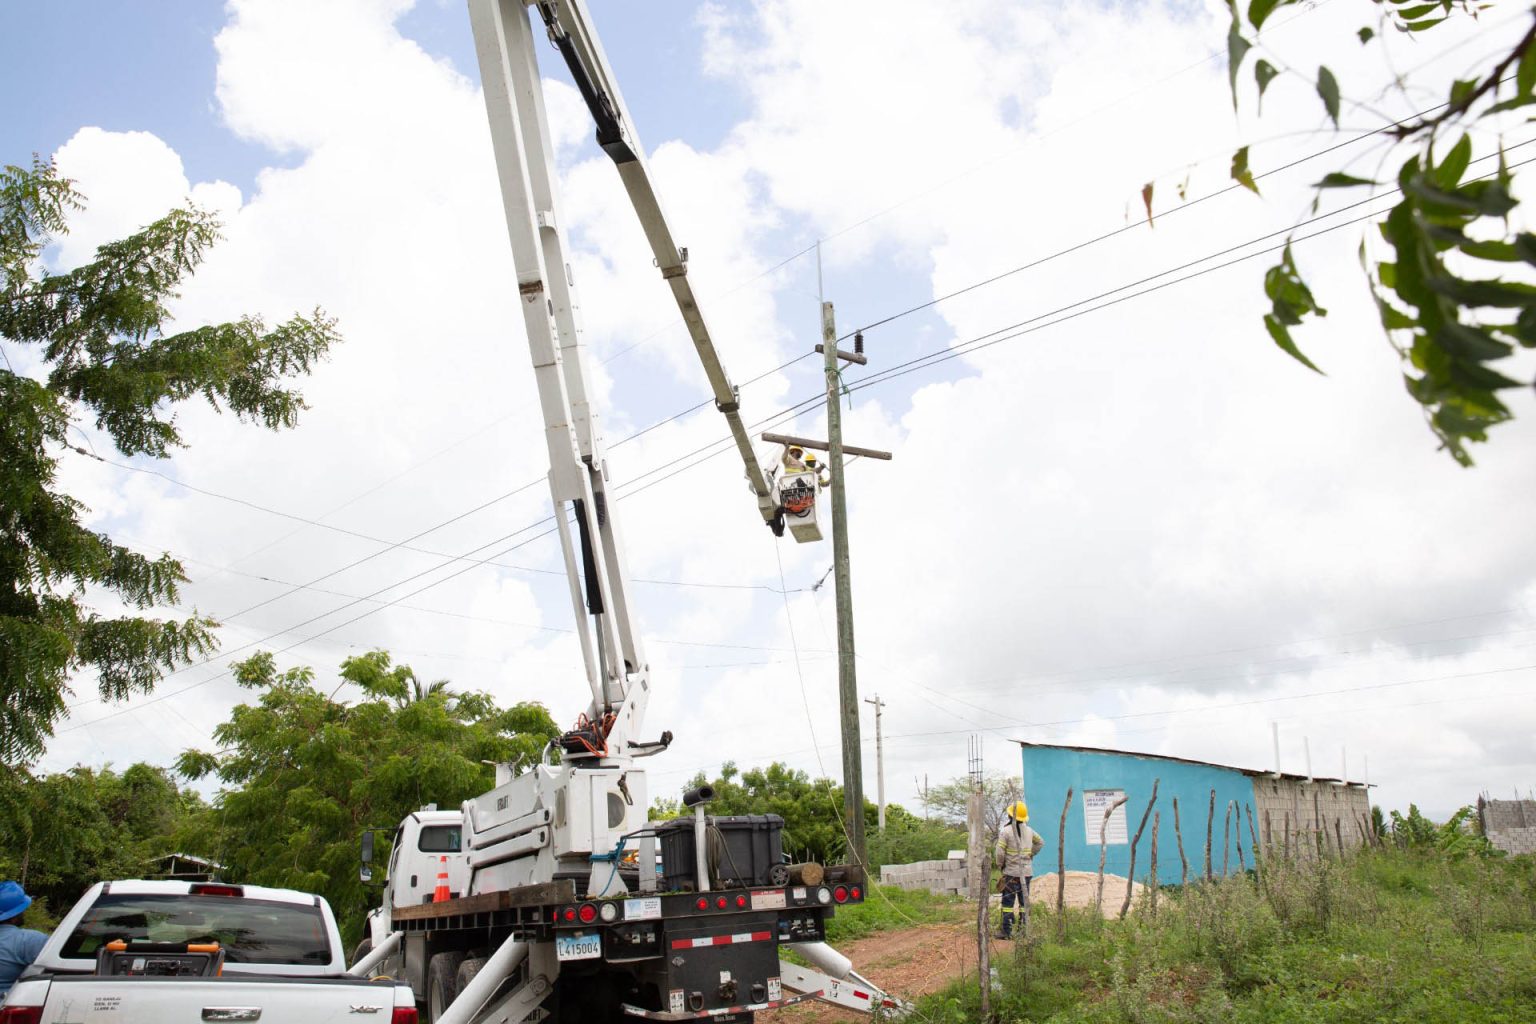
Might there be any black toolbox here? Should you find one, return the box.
[657,813,784,890]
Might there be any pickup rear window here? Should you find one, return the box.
[59,894,332,966]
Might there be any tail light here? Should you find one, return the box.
[734,895,747,909]
[190,884,244,898]
[850,886,862,900]
[391,1008,419,1024]
[715,896,727,910]
[0,1007,44,1024]
[833,885,849,904]
[577,903,598,924]
[562,908,577,922]
[695,896,709,911]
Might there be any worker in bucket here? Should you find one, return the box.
[993,801,1044,940]
[0,881,49,997]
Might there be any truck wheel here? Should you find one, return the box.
[350,938,372,970]
[427,950,466,1022]
[455,956,487,995]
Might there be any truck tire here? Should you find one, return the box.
[426,950,466,1022]
[455,956,487,995]
[350,938,372,970]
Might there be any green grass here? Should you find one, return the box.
[913,849,1536,1023]
[823,882,970,944]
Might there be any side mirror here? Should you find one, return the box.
[361,831,374,864]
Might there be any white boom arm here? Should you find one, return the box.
[469,0,779,757]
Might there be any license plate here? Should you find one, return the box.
[555,931,602,961]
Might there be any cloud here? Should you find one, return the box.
[38,0,1536,827]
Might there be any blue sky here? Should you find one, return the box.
[7,0,1536,818]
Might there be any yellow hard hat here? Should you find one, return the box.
[1008,801,1028,822]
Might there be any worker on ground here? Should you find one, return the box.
[0,881,49,998]
[993,801,1043,940]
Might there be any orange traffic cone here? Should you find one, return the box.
[432,856,451,903]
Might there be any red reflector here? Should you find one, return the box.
[577,903,598,924]
[833,885,849,903]
[734,895,747,909]
[715,896,728,910]
[391,1008,419,1024]
[189,884,243,898]
[695,897,709,911]
[0,1008,44,1024]
[563,908,577,922]
[851,886,862,900]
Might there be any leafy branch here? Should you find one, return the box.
[1226,0,1536,465]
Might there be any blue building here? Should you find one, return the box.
[1018,741,1370,887]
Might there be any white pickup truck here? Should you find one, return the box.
[0,879,417,1024]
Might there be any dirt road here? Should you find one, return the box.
[777,921,975,1023]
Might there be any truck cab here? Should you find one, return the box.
[362,808,472,955]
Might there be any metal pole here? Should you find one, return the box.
[865,695,886,832]
[825,300,866,871]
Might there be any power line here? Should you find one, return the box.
[59,152,1504,730]
[54,116,1526,744]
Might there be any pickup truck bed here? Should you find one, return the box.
[0,880,416,1024]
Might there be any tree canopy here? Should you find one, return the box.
[0,761,211,925]
[177,650,560,945]
[0,157,340,764]
[658,761,964,869]
[1213,1,1536,464]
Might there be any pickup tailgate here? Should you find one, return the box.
[26,974,412,1023]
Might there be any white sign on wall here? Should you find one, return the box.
[1083,789,1129,845]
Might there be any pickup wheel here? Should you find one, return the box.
[426,950,466,1022]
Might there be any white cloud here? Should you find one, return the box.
[37,0,1536,826]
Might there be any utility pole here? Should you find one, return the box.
[864,694,886,832]
[826,299,865,872]
[761,298,891,873]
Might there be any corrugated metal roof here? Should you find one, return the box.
[1016,740,1369,787]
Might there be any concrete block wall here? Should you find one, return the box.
[1250,776,1372,859]
[1478,798,1536,856]
[879,858,968,896]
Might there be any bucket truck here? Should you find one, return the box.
[354,2,900,1022]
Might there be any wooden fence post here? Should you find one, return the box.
[1120,780,1159,919]
[1056,787,1073,938]
[1236,804,1248,873]
[1312,790,1326,858]
[1095,794,1128,920]
[1172,796,1189,885]
[1245,803,1261,880]
[1222,800,1233,877]
[1205,789,1216,881]
[1149,811,1161,918]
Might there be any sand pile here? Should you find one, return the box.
[1021,870,1147,918]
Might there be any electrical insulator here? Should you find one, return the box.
[854,331,864,355]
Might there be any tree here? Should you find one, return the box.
[176,650,560,945]
[1215,2,1536,464]
[656,761,943,868]
[920,772,1023,842]
[0,158,340,764]
[0,761,212,922]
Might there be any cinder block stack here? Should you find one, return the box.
[878,858,969,895]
